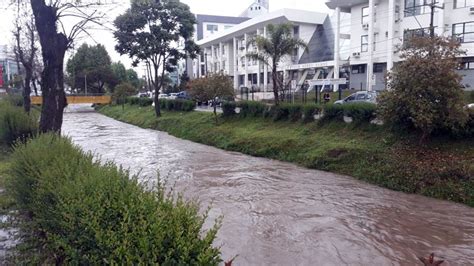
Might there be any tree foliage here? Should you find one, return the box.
[66,43,114,94]
[247,23,307,105]
[378,36,469,141]
[188,72,234,123]
[110,62,142,91]
[113,82,138,108]
[114,0,199,116]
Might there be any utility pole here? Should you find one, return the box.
[429,0,444,38]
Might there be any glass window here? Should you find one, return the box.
[404,27,431,42]
[346,95,356,101]
[374,63,385,73]
[404,0,430,17]
[356,93,366,100]
[362,6,369,24]
[453,21,474,43]
[455,0,474,8]
[361,35,369,52]
[206,24,218,33]
[351,64,366,74]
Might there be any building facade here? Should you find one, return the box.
[192,8,351,95]
[326,0,474,91]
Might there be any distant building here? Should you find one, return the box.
[240,0,270,18]
[0,45,21,89]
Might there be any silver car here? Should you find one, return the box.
[334,91,377,105]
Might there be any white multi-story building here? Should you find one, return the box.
[326,0,474,91]
[193,8,351,94]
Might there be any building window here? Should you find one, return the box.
[404,0,430,17]
[453,22,474,43]
[404,27,431,42]
[454,0,474,8]
[374,63,385,73]
[293,26,299,36]
[352,64,366,74]
[224,25,233,30]
[361,35,369,52]
[206,24,218,34]
[362,6,369,25]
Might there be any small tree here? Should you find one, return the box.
[188,73,234,124]
[247,23,307,105]
[113,82,137,110]
[379,36,469,142]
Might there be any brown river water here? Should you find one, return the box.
[62,108,474,266]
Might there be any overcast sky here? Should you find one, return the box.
[0,0,331,75]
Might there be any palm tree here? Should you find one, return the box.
[247,23,307,105]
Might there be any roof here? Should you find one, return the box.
[195,14,251,40]
[325,0,368,10]
[197,9,328,46]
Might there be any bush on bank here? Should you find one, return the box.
[127,96,153,107]
[225,101,376,124]
[0,101,38,145]
[159,99,195,112]
[7,134,221,264]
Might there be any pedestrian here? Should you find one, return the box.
[324,92,331,104]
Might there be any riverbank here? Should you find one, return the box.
[99,104,474,206]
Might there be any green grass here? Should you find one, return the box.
[98,104,474,207]
[0,144,13,214]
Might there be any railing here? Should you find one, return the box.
[31,94,112,105]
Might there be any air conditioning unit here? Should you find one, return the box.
[352,52,361,58]
[470,7,474,13]
[362,23,369,30]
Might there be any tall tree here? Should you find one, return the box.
[13,1,39,113]
[29,0,106,133]
[247,23,307,105]
[66,43,114,94]
[114,0,200,116]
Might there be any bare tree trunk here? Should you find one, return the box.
[213,99,218,124]
[153,64,161,117]
[23,71,32,113]
[272,63,279,105]
[31,1,68,133]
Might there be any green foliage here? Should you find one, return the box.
[66,43,115,94]
[7,134,221,264]
[128,97,153,107]
[221,101,237,117]
[343,103,377,124]
[302,104,321,123]
[4,95,24,107]
[0,102,38,145]
[159,99,195,112]
[378,36,469,141]
[113,82,137,105]
[285,104,303,122]
[320,104,344,124]
[237,101,266,118]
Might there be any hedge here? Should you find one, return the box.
[319,104,345,124]
[7,134,221,264]
[222,101,237,117]
[342,103,377,124]
[0,101,38,145]
[159,99,195,112]
[238,101,266,117]
[302,104,322,123]
[127,97,153,107]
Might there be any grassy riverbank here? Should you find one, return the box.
[99,104,474,206]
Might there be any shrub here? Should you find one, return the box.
[284,103,303,122]
[7,134,221,264]
[159,99,195,112]
[378,36,468,141]
[0,102,38,145]
[238,101,266,117]
[5,95,24,107]
[343,103,377,124]
[271,105,289,121]
[320,104,344,124]
[222,101,237,117]
[302,104,321,123]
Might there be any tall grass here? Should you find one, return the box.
[0,101,38,145]
[7,134,221,264]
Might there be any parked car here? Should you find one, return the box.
[334,91,377,105]
[176,91,191,100]
[169,93,179,100]
[158,93,169,99]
